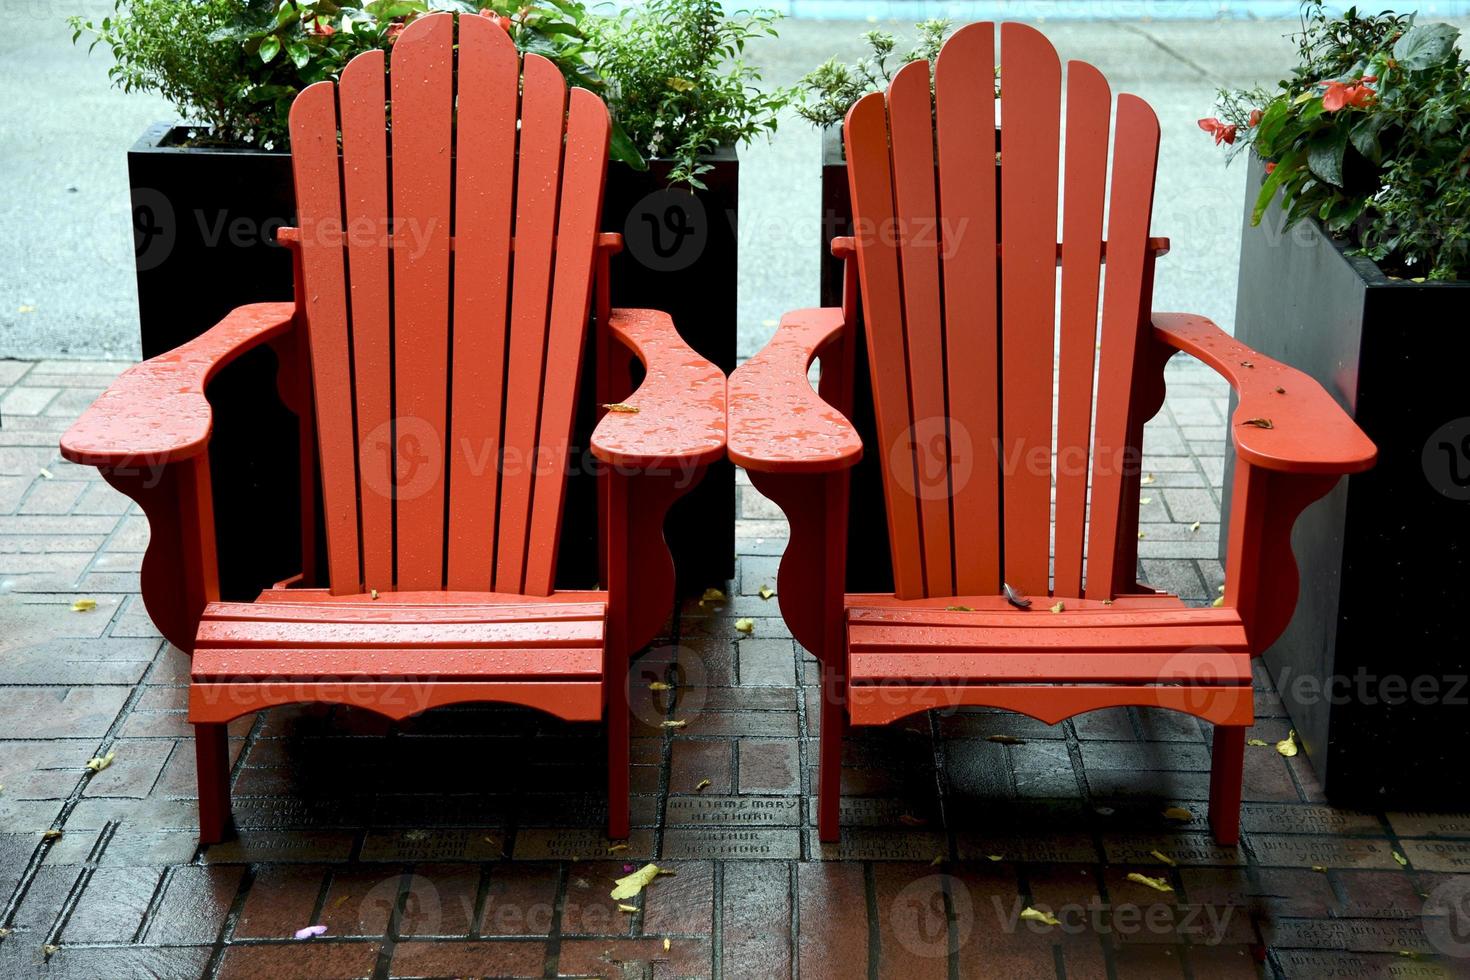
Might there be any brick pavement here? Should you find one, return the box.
[0,356,1466,979]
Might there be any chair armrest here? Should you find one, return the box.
[727,307,862,474]
[60,303,298,469]
[1152,312,1376,475]
[590,308,726,469]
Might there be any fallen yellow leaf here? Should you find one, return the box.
[758,585,775,600]
[986,854,1003,862]
[1394,851,1408,867]
[85,749,116,773]
[945,604,973,611]
[1162,806,1193,822]
[663,938,671,952]
[699,588,726,604]
[1240,417,1274,429]
[1127,872,1174,893]
[38,468,53,480]
[1142,473,1156,485]
[1140,496,1152,505]
[1311,865,1327,873]
[734,618,754,634]
[1020,907,1060,927]
[1049,601,1065,613]
[610,863,661,901]
[18,305,36,314]
[603,403,639,413]
[1247,738,1268,747]
[1189,521,1201,532]
[696,778,711,791]
[618,903,638,913]
[929,854,944,866]
[649,681,672,691]
[1276,730,1299,757]
[1150,849,1177,867]
[608,843,628,854]
[1212,595,1225,607]
[42,944,59,958]
[71,599,97,613]
[662,719,687,729]
[370,589,379,600]
[42,829,62,841]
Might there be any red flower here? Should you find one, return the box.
[480,8,513,31]
[1197,117,1237,146]
[1249,108,1263,127]
[1265,162,1277,174]
[385,21,406,41]
[306,16,335,36]
[1322,78,1376,112]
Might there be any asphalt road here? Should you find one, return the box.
[2,3,1462,360]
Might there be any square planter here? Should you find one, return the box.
[126,124,736,597]
[1226,153,1470,806]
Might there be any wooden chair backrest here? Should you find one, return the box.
[289,13,609,596]
[845,21,1161,601]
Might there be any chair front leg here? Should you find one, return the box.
[604,464,710,840]
[103,455,220,654]
[195,722,233,845]
[745,469,850,841]
[1209,724,1246,845]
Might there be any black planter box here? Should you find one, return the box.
[127,124,735,598]
[1227,153,1470,806]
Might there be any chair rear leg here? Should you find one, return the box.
[1209,724,1246,846]
[817,660,845,842]
[195,722,233,845]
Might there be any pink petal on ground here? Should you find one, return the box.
[294,924,328,940]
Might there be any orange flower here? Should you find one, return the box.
[480,8,513,31]
[1249,108,1263,127]
[1322,78,1376,112]
[306,15,335,35]
[1197,117,1237,146]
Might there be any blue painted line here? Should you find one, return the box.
[770,1,1470,20]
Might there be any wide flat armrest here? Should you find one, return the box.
[60,303,298,468]
[591,308,726,469]
[727,307,861,474]
[1152,312,1376,475]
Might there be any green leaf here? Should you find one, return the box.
[1392,23,1459,70]
[1254,100,1290,148]
[258,36,281,63]
[609,122,648,170]
[1348,113,1391,163]
[1307,129,1349,187]
[1252,150,1302,225]
[287,40,311,69]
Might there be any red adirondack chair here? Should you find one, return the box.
[59,14,725,844]
[728,22,1375,845]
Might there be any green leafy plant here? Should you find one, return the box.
[583,0,790,187]
[796,19,951,129]
[1202,1,1470,280]
[71,0,618,157]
